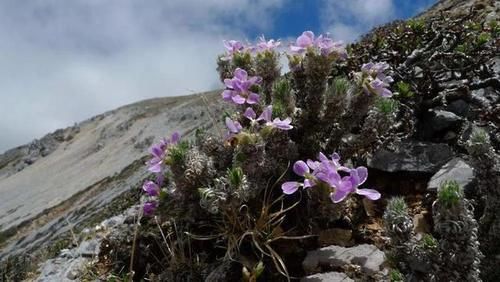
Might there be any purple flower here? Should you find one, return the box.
[290,31,346,58]
[146,132,181,174]
[256,36,281,52]
[257,105,293,130]
[244,107,257,121]
[358,62,393,97]
[257,105,273,122]
[369,78,393,97]
[281,152,381,203]
[222,68,262,105]
[282,181,300,194]
[348,167,381,200]
[270,118,293,130]
[225,117,243,134]
[143,180,160,197]
[290,31,315,54]
[328,167,381,203]
[143,201,158,216]
[362,62,389,76]
[315,34,347,58]
[222,40,244,60]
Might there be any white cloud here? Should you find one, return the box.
[321,0,396,42]
[0,0,285,152]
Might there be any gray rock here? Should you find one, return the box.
[492,57,500,75]
[471,87,499,108]
[302,244,386,276]
[301,271,354,282]
[368,141,453,173]
[424,109,462,135]
[427,158,474,192]
[446,99,469,117]
[37,257,87,282]
[77,239,100,257]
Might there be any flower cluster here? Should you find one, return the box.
[222,40,245,60]
[225,105,293,138]
[357,62,394,97]
[142,132,181,215]
[255,36,281,53]
[222,37,281,60]
[244,106,292,130]
[281,152,381,203]
[290,31,347,58]
[222,68,262,105]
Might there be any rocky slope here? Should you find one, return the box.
[0,91,223,261]
[0,0,498,281]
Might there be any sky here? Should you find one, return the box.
[0,0,436,153]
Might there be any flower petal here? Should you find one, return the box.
[282,182,300,195]
[257,105,272,122]
[356,166,368,185]
[231,94,246,104]
[225,117,242,133]
[148,161,163,173]
[293,160,309,176]
[234,68,248,80]
[143,201,158,216]
[247,93,260,104]
[307,159,320,171]
[244,107,256,120]
[330,189,350,203]
[318,152,329,162]
[143,181,160,196]
[222,90,233,101]
[356,188,381,200]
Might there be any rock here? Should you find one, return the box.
[362,198,377,217]
[446,99,469,117]
[413,211,431,234]
[37,257,87,282]
[77,239,100,258]
[368,141,453,173]
[427,158,474,192]
[471,87,498,108]
[318,229,354,247]
[301,271,354,282]
[423,109,462,135]
[66,269,79,280]
[302,244,386,276]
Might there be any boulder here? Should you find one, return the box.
[302,244,386,276]
[368,141,453,173]
[423,109,462,136]
[446,99,469,117]
[427,158,474,192]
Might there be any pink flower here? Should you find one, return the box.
[222,68,262,105]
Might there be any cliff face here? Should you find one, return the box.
[0,91,222,259]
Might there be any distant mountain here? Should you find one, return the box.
[0,91,224,259]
